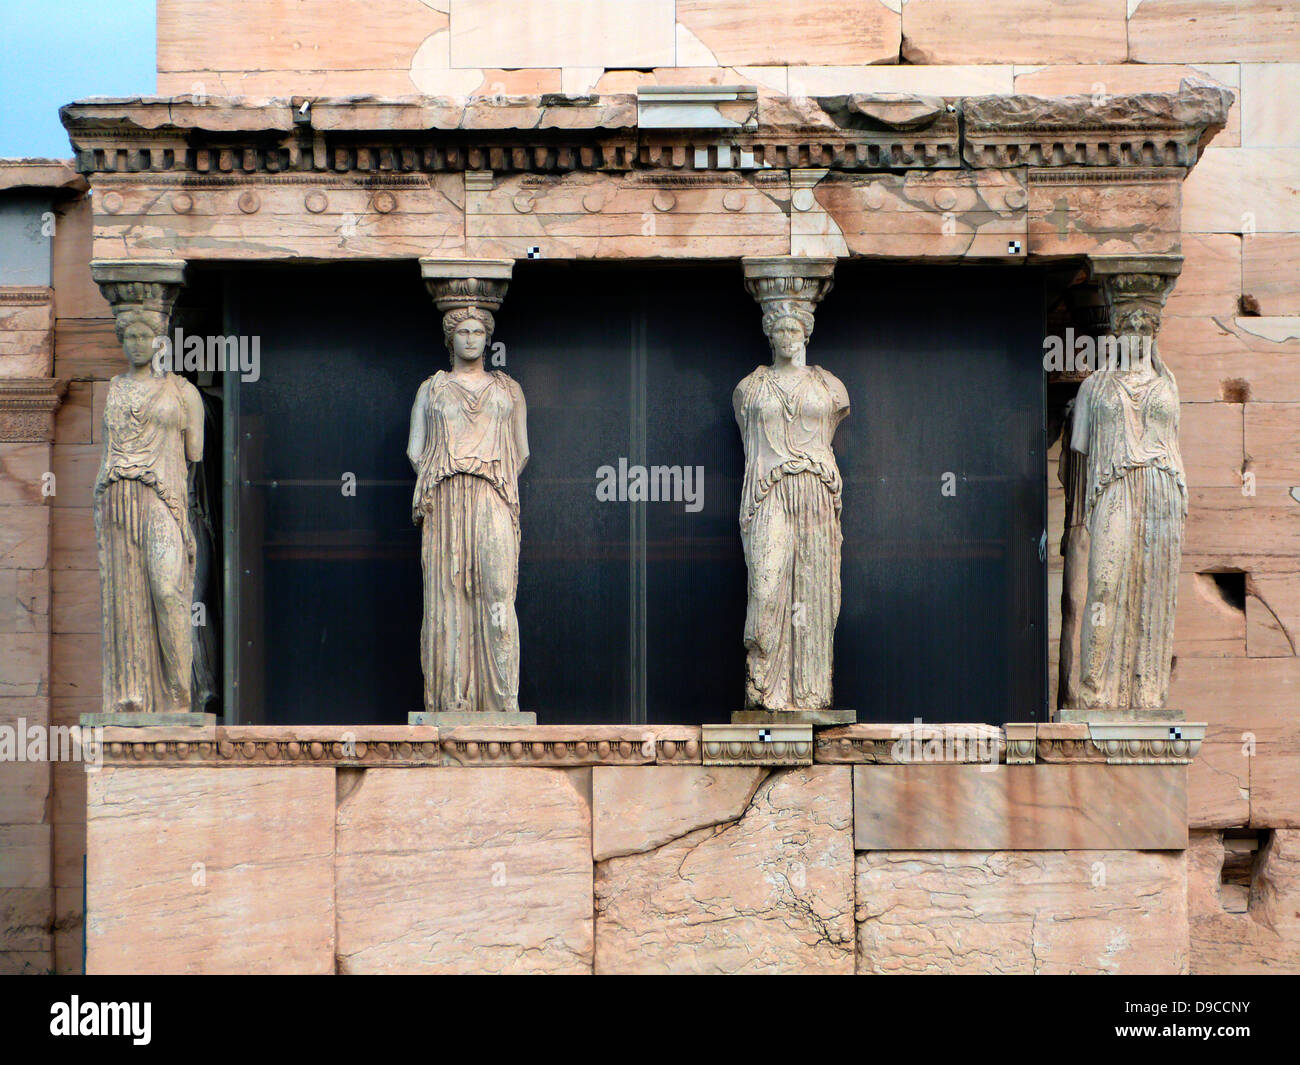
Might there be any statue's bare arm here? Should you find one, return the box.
[511,380,530,471]
[823,369,850,427]
[181,380,204,463]
[1070,380,1092,456]
[407,381,428,471]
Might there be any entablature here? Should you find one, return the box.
[59,83,1231,264]
[62,83,1230,180]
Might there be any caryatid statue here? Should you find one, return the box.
[734,258,848,714]
[408,260,530,720]
[1070,257,1186,712]
[90,261,204,716]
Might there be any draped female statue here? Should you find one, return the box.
[95,300,204,715]
[1070,301,1186,709]
[734,284,848,712]
[407,304,529,716]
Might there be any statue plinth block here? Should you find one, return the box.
[80,712,218,728]
[1057,707,1185,723]
[702,723,813,766]
[732,708,856,727]
[408,711,537,727]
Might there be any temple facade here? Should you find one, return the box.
[0,0,1297,974]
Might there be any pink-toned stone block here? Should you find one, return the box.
[592,765,766,861]
[1189,829,1300,973]
[91,177,467,262]
[451,0,675,69]
[53,885,82,974]
[1243,233,1300,314]
[0,506,48,569]
[335,768,592,974]
[1162,234,1242,319]
[594,766,854,974]
[1129,0,1300,63]
[1188,740,1250,829]
[86,767,335,974]
[1169,656,1300,827]
[1175,571,1246,657]
[1157,315,1300,405]
[158,0,447,73]
[678,0,900,66]
[1182,147,1300,234]
[0,887,53,953]
[0,720,51,826]
[1028,170,1181,256]
[0,634,49,699]
[857,849,1188,974]
[853,764,1188,850]
[466,170,792,260]
[0,824,51,888]
[903,0,1127,65]
[1241,63,1300,147]
[0,443,50,506]
[1245,401,1300,485]
[803,171,1026,259]
[0,951,51,974]
[0,570,49,635]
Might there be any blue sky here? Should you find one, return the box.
[0,0,156,158]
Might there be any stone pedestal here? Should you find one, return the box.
[732,708,856,726]
[80,712,218,728]
[408,711,536,727]
[1057,707,1184,723]
[701,723,813,766]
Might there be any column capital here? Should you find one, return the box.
[1089,255,1183,324]
[741,256,836,334]
[418,258,513,314]
[90,259,188,322]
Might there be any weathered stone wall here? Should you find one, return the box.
[857,849,1188,974]
[0,161,97,974]
[79,729,1193,975]
[1189,828,1300,973]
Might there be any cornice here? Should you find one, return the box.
[0,158,87,195]
[89,724,704,767]
[0,286,54,305]
[82,722,1204,767]
[60,85,1231,181]
[0,377,68,443]
[813,722,1203,765]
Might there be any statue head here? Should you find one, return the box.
[762,307,814,368]
[442,306,494,367]
[114,308,169,374]
[1108,303,1172,379]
